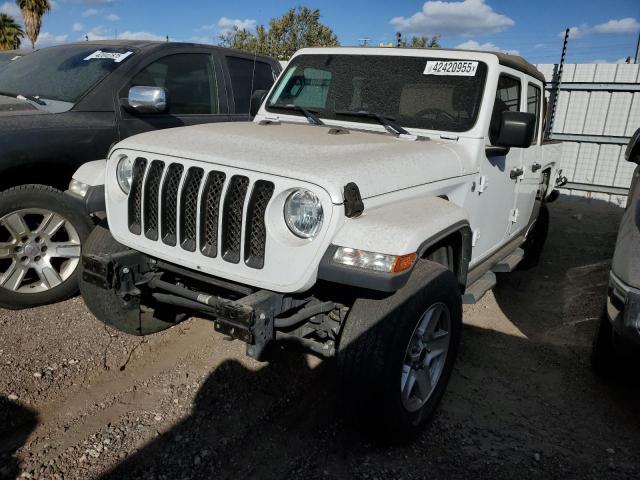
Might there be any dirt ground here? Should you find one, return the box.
[1,195,639,480]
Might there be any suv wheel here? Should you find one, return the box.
[337,261,462,441]
[0,185,93,309]
[519,203,550,269]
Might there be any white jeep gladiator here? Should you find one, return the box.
[70,47,563,438]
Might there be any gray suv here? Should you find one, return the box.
[592,128,640,372]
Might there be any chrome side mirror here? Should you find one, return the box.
[127,86,166,114]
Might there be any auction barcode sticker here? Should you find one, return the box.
[84,50,134,63]
[424,61,478,76]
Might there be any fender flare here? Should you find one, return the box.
[318,196,472,292]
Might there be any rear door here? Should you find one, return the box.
[223,55,278,121]
[117,51,230,139]
[511,80,544,236]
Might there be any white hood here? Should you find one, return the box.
[114,122,467,203]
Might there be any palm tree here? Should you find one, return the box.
[16,0,50,49]
[0,13,24,50]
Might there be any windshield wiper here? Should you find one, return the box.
[335,110,409,136]
[17,94,46,106]
[269,104,324,126]
[0,91,46,106]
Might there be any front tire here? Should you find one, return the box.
[337,261,462,441]
[0,185,93,309]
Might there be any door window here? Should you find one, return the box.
[226,56,276,114]
[527,83,541,144]
[130,54,218,115]
[490,74,521,143]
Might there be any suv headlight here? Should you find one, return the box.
[116,155,134,194]
[284,189,323,239]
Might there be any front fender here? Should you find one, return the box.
[64,159,107,215]
[318,196,471,292]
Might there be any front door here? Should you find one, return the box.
[117,52,230,140]
[472,72,525,261]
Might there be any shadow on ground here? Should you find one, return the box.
[0,396,37,480]
[96,195,640,480]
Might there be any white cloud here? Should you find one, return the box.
[562,17,640,38]
[35,32,68,47]
[390,0,514,37]
[0,1,21,18]
[85,26,163,42]
[72,22,84,32]
[594,17,640,34]
[106,13,120,21]
[117,31,165,41]
[204,17,257,34]
[455,39,519,55]
[82,8,101,17]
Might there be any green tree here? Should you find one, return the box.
[219,6,339,60]
[0,13,24,50]
[401,35,440,48]
[16,0,50,49]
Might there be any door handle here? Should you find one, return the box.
[532,163,542,172]
[510,167,524,179]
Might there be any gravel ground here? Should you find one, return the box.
[1,195,639,480]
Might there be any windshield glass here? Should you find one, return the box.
[0,45,135,103]
[266,54,488,133]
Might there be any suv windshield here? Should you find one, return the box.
[266,54,488,133]
[0,45,135,105]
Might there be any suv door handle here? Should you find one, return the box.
[510,167,524,179]
[531,163,542,172]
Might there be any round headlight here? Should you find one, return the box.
[116,155,134,194]
[284,190,323,239]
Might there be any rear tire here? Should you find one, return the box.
[337,261,462,442]
[79,221,184,335]
[0,185,93,309]
[519,203,549,269]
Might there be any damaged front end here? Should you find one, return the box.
[81,250,346,360]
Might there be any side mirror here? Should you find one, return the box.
[495,111,536,148]
[250,89,267,117]
[127,86,167,114]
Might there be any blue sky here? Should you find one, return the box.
[1,0,639,64]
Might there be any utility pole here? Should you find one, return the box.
[635,31,639,64]
[546,27,569,140]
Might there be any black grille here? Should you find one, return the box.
[179,167,204,251]
[160,163,184,246]
[221,175,249,264]
[128,158,147,235]
[143,160,164,240]
[199,171,226,258]
[244,181,274,269]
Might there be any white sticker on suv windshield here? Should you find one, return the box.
[84,50,133,63]
[424,61,478,76]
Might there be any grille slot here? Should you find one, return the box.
[128,158,147,235]
[221,175,249,264]
[160,163,184,246]
[143,160,165,240]
[199,171,226,258]
[179,167,204,252]
[244,181,274,269]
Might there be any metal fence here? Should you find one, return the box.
[536,63,639,205]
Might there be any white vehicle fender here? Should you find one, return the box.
[72,159,107,187]
[65,159,107,215]
[319,196,472,292]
